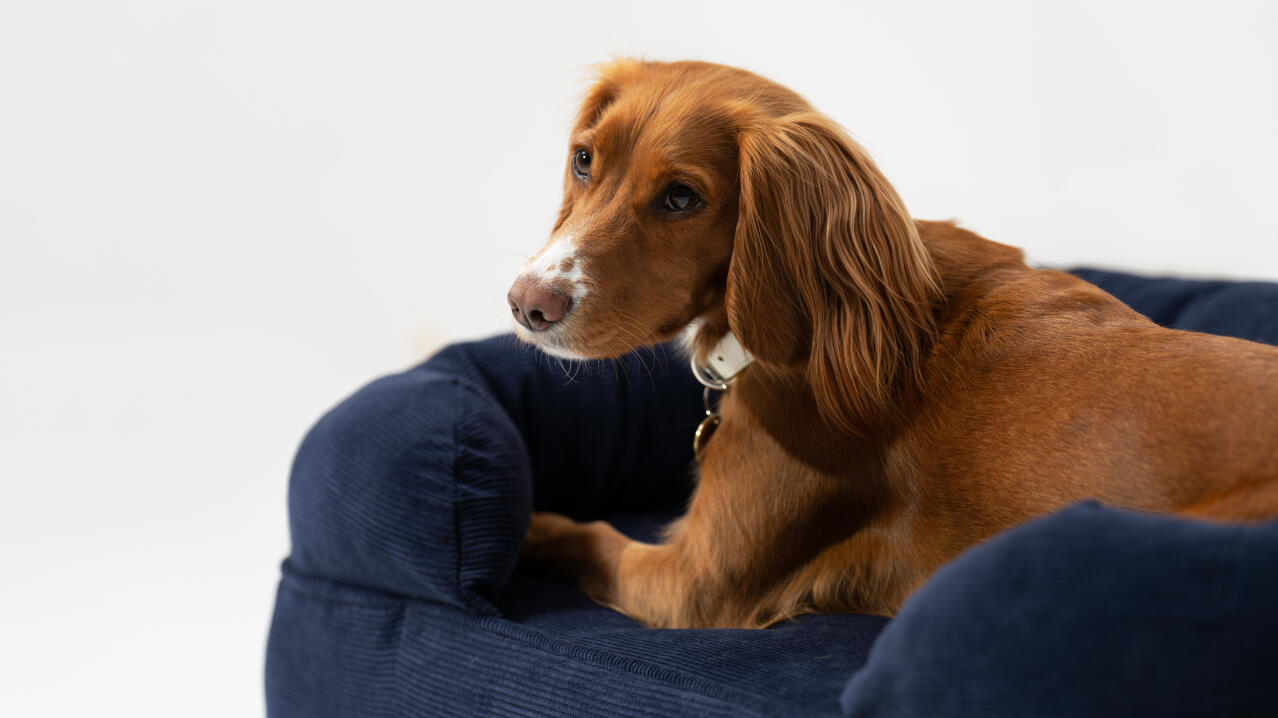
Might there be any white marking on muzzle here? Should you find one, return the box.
[523,233,588,302]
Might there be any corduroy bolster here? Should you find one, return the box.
[286,364,533,614]
[284,337,705,614]
[841,503,1278,717]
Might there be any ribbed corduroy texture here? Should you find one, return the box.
[426,339,707,519]
[286,368,532,614]
[841,504,1278,717]
[267,268,1278,717]
[272,566,885,717]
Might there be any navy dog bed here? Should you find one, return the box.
[266,269,1278,717]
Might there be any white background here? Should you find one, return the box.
[2,1,1275,716]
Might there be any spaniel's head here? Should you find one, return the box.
[508,59,939,434]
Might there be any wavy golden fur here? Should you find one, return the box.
[511,59,1278,628]
[732,111,941,436]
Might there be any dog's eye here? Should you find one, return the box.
[663,184,701,212]
[571,149,592,180]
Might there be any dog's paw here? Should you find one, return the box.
[518,511,584,575]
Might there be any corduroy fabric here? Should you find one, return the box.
[286,368,532,614]
[270,565,885,718]
[840,504,1278,717]
[266,566,403,716]
[267,268,1278,717]
[426,339,706,519]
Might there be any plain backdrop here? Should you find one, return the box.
[1,1,1275,716]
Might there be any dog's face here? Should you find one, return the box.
[507,60,939,435]
[507,61,797,359]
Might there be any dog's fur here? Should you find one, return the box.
[510,59,1278,628]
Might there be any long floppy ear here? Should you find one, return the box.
[728,112,941,435]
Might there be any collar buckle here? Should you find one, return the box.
[690,333,752,460]
[690,332,753,390]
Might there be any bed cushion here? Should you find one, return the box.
[284,360,532,615]
[271,504,888,717]
[840,503,1278,717]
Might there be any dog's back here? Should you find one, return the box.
[906,220,1278,537]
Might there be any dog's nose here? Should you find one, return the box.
[507,277,570,332]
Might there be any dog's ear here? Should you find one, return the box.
[728,112,941,435]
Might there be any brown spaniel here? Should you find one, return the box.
[507,59,1278,628]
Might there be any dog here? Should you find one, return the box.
[506,59,1278,628]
